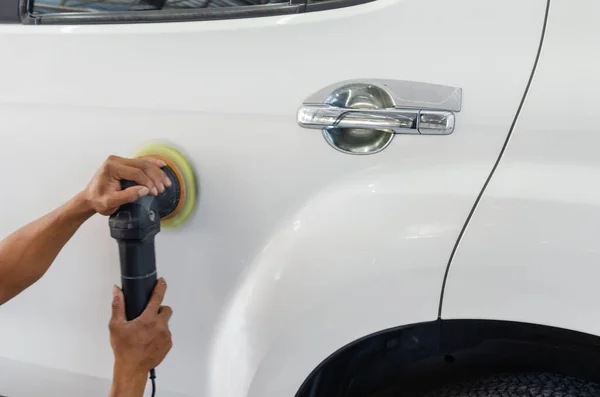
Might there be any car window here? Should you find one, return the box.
[33,0,287,14]
[25,0,372,24]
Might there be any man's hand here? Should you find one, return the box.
[110,278,173,374]
[109,278,173,397]
[81,155,173,216]
[0,154,175,306]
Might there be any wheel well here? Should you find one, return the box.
[295,320,600,397]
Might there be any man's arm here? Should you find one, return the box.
[0,155,172,305]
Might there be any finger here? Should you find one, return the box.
[105,186,149,209]
[135,159,168,193]
[158,305,173,322]
[110,285,126,323]
[112,164,158,196]
[131,157,172,190]
[139,156,167,169]
[142,278,167,318]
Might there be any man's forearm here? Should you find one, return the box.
[0,192,95,305]
[109,365,147,397]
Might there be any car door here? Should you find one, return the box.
[442,0,600,336]
[0,1,546,397]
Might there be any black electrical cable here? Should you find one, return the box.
[150,369,157,397]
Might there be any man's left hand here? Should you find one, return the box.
[81,155,172,216]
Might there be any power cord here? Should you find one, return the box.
[150,369,157,397]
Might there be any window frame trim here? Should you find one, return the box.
[19,0,375,25]
[20,0,309,24]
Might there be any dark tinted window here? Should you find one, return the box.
[33,0,287,14]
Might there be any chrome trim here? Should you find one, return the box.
[297,79,462,155]
[298,105,419,134]
[321,128,395,156]
[418,111,455,135]
[302,79,462,112]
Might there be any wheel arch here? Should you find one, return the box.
[295,319,600,397]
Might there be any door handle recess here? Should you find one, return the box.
[297,79,462,155]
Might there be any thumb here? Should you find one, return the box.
[106,186,149,209]
[111,285,126,323]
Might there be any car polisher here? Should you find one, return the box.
[108,143,197,395]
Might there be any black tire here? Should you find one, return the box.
[422,373,600,397]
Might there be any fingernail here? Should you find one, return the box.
[158,183,165,193]
[112,285,120,297]
[157,160,167,167]
[138,187,150,197]
[152,187,158,196]
[159,277,166,285]
[165,178,172,187]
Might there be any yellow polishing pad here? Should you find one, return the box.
[135,142,197,229]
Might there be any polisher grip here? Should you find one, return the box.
[122,273,158,320]
[117,239,158,320]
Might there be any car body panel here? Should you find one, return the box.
[0,1,545,396]
[442,0,600,337]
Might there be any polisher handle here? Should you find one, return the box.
[117,238,158,320]
[122,272,158,320]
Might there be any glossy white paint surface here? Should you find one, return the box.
[0,1,544,396]
[442,0,600,336]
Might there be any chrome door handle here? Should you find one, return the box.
[297,79,462,155]
[298,106,455,135]
[298,106,419,134]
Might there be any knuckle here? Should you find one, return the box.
[104,157,116,168]
[142,160,154,170]
[100,162,111,174]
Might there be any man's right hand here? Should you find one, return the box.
[109,278,173,397]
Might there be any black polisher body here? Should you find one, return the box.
[109,166,180,321]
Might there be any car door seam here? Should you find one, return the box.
[436,0,552,319]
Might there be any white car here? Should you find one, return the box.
[1,0,599,396]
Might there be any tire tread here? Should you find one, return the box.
[421,373,600,397]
